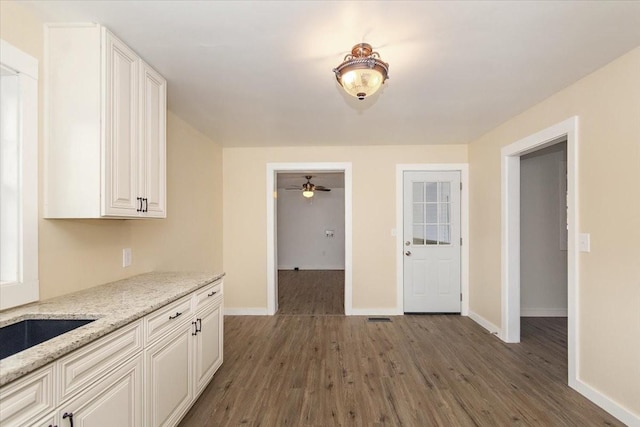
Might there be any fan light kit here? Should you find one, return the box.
[333,43,389,100]
[286,176,331,198]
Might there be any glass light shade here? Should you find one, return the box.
[333,43,389,100]
[303,190,314,198]
[339,69,384,99]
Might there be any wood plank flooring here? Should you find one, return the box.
[179,316,621,426]
[277,270,344,315]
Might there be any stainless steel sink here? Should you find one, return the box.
[0,318,95,359]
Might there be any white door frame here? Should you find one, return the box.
[501,116,578,385]
[396,164,469,315]
[266,162,353,315]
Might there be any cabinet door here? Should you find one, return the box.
[58,354,143,427]
[194,299,223,397]
[103,30,139,217]
[139,61,167,218]
[145,324,193,427]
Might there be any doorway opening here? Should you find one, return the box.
[276,172,345,315]
[266,163,353,316]
[520,141,568,380]
[501,116,577,389]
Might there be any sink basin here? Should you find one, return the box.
[0,318,95,360]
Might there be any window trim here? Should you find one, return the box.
[0,39,39,310]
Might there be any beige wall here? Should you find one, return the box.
[468,47,640,414]
[1,1,223,301]
[223,145,467,310]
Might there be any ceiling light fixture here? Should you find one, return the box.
[333,43,389,100]
[303,190,314,198]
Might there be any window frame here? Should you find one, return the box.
[0,39,39,310]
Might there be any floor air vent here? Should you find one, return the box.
[367,317,392,322]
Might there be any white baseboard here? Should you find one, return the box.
[277,266,345,271]
[468,310,502,336]
[350,308,399,316]
[224,307,268,316]
[521,307,568,317]
[571,377,640,427]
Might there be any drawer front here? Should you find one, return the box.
[58,320,143,402]
[0,365,55,427]
[193,280,223,310]
[145,295,192,344]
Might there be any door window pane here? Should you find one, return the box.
[413,203,425,224]
[425,204,438,224]
[439,225,451,245]
[440,182,450,202]
[413,225,425,245]
[439,203,450,223]
[413,182,424,202]
[425,182,437,202]
[425,225,438,245]
[410,179,454,246]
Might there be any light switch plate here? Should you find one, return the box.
[122,248,132,267]
[579,233,590,252]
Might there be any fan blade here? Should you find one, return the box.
[315,188,331,192]
[285,186,302,190]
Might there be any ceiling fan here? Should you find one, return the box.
[285,175,331,198]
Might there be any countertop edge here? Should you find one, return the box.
[0,271,225,387]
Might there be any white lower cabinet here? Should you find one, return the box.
[194,298,223,396]
[0,279,223,427]
[145,281,224,426]
[145,322,194,427]
[57,354,143,427]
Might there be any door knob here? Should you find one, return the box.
[405,251,411,256]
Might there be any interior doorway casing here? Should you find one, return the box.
[266,162,352,315]
[501,116,578,388]
[395,164,469,316]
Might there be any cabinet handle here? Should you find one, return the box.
[136,197,143,212]
[169,312,182,320]
[207,291,217,297]
[196,318,202,333]
[192,321,198,336]
[143,198,148,212]
[63,412,74,427]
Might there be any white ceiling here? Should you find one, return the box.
[24,1,640,148]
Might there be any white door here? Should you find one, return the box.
[403,171,461,313]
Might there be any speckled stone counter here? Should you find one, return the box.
[0,271,224,387]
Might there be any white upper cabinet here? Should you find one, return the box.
[44,23,166,218]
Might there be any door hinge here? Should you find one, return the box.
[460,237,463,246]
[460,182,462,191]
[460,293,463,301]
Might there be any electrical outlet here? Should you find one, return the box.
[122,248,132,267]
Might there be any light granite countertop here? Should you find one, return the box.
[0,271,224,387]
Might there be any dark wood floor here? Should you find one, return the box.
[277,269,344,315]
[179,316,621,426]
